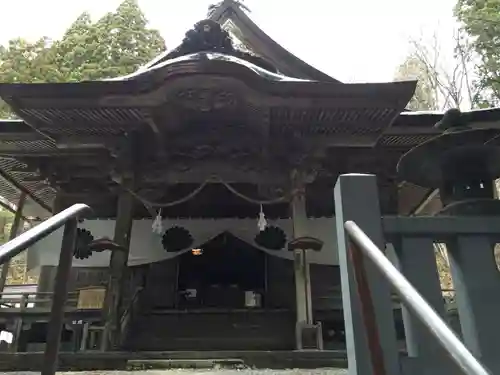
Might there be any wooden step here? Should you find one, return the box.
[125,309,296,351]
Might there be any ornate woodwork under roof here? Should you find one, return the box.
[2,108,497,219]
[1,16,499,219]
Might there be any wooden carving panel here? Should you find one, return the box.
[161,122,273,182]
[175,88,239,112]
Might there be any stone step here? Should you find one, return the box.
[127,358,246,370]
[0,350,349,372]
[123,350,348,370]
[10,370,349,375]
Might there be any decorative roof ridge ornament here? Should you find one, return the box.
[208,0,250,18]
[165,19,279,73]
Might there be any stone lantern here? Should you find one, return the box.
[397,108,500,372]
[398,108,500,215]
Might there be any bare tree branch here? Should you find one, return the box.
[408,28,481,110]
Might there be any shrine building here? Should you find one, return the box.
[0,0,497,352]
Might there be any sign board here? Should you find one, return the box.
[77,287,106,310]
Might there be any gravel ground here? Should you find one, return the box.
[10,370,347,375]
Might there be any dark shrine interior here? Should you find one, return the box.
[177,232,266,309]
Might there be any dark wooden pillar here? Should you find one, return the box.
[103,177,135,349]
[42,193,78,375]
[0,192,27,292]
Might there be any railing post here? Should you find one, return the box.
[346,220,492,375]
[10,293,27,352]
[390,237,454,373]
[41,218,78,375]
[447,234,500,372]
[334,174,400,375]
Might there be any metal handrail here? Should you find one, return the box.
[0,203,91,375]
[0,203,91,265]
[344,220,491,375]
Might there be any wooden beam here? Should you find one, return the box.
[0,192,26,292]
[30,156,111,169]
[140,162,289,184]
[9,164,39,173]
[382,126,440,136]
[12,175,46,183]
[47,167,112,181]
[0,150,110,157]
[0,133,46,142]
[0,121,43,140]
[54,135,120,150]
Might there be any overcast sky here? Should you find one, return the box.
[0,0,457,82]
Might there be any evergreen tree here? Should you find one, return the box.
[0,0,166,118]
[0,37,58,118]
[455,0,500,106]
[0,0,166,281]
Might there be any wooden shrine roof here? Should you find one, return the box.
[145,0,339,82]
[0,16,499,219]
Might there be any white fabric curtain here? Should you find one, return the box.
[27,217,339,269]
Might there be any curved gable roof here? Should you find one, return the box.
[145,1,340,82]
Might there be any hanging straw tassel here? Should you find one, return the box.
[152,208,163,234]
[257,204,267,232]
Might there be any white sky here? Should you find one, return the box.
[0,0,457,82]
